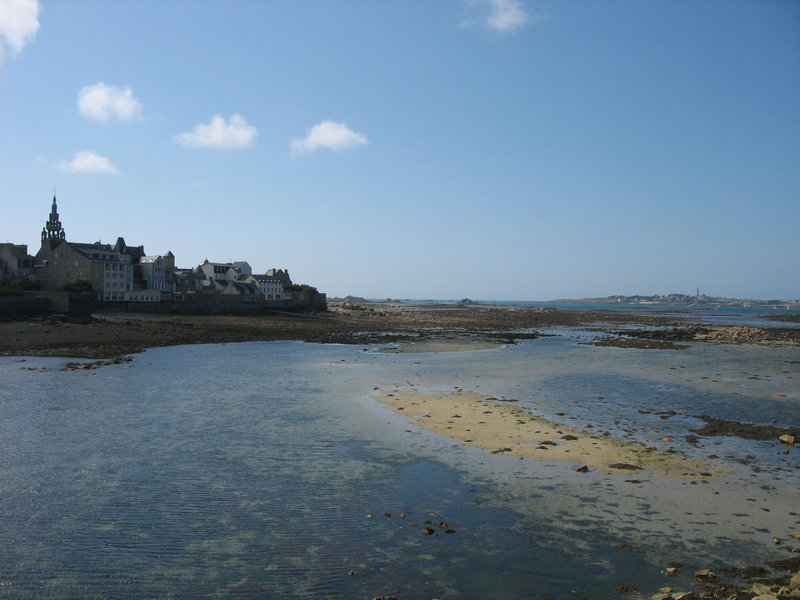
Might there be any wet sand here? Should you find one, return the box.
[375,388,714,477]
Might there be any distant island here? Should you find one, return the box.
[550,293,800,308]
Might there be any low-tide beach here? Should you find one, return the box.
[1,302,799,599]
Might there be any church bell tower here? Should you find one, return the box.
[42,194,66,243]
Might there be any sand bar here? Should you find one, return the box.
[375,388,714,477]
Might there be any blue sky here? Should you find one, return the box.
[1,0,798,300]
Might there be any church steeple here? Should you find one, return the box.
[42,194,66,243]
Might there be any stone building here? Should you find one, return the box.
[0,243,36,279]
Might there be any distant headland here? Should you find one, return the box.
[550,293,800,308]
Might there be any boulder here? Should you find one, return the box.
[779,434,796,445]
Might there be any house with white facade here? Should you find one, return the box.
[243,272,287,300]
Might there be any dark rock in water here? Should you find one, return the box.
[491,447,513,454]
[767,556,800,572]
[691,415,798,442]
[421,526,436,536]
[717,565,768,579]
[614,583,634,592]
[576,465,589,473]
[608,463,643,471]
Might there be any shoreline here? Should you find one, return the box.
[1,303,799,358]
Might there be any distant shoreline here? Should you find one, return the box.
[330,296,800,310]
[2,302,800,359]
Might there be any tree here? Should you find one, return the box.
[285,283,318,295]
[58,279,93,293]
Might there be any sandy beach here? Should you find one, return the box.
[374,387,715,477]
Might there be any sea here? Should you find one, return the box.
[1,308,799,599]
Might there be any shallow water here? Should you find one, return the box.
[1,334,798,599]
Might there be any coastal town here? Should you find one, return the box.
[0,195,326,315]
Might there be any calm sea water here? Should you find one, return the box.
[1,330,799,599]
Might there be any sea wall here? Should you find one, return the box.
[1,291,326,319]
[102,292,327,315]
[0,291,94,320]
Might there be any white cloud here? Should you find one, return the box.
[0,0,40,68]
[78,82,143,122]
[58,150,119,174]
[173,114,258,149]
[462,0,530,32]
[290,120,368,156]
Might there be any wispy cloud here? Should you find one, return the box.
[0,0,40,68]
[58,150,119,174]
[462,0,531,33]
[290,120,368,157]
[78,82,143,122]
[174,114,258,149]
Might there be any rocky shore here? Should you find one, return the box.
[2,301,799,358]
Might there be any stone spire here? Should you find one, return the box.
[42,194,66,243]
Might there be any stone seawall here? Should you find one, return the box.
[102,293,327,315]
[0,291,94,320]
[1,292,326,319]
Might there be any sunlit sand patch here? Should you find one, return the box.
[375,388,715,477]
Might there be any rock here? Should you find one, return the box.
[673,593,695,600]
[651,593,672,600]
[562,434,579,441]
[422,526,436,536]
[663,567,678,576]
[576,465,589,473]
[767,555,800,571]
[695,569,716,582]
[748,582,783,600]
[791,532,800,541]
[779,434,796,445]
[608,463,643,471]
[790,572,800,588]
